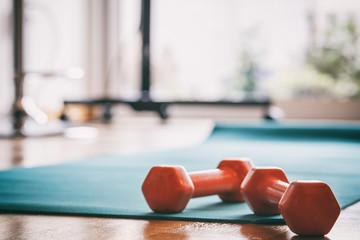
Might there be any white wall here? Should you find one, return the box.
[148,0,360,101]
[25,0,87,112]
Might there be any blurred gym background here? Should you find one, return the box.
[0,0,360,122]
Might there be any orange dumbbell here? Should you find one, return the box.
[240,167,341,236]
[142,159,253,213]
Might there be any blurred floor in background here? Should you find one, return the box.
[0,117,213,171]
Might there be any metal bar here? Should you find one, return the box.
[140,0,151,99]
[12,0,26,134]
[64,99,271,106]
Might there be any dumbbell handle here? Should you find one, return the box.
[189,168,238,198]
[265,179,289,208]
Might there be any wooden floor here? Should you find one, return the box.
[0,117,359,240]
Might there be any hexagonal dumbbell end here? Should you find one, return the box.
[142,166,195,213]
[241,167,341,236]
[279,181,341,236]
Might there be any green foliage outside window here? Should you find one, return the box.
[307,15,360,98]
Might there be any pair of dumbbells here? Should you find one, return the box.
[141,158,340,236]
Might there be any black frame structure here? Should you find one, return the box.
[63,0,273,120]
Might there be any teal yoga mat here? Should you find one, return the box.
[1,122,360,224]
